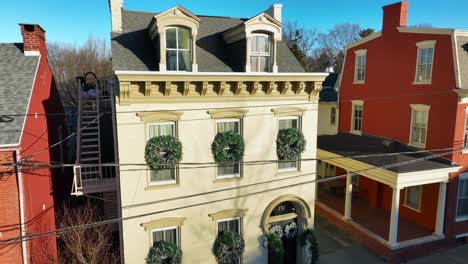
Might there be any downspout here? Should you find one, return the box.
[15,151,28,264]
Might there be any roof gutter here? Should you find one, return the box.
[114,70,329,77]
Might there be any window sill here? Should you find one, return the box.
[408,142,426,149]
[353,81,365,85]
[456,216,468,222]
[350,130,362,136]
[462,148,468,154]
[413,81,432,85]
[214,175,242,183]
[145,182,179,190]
[403,203,421,213]
[276,169,301,177]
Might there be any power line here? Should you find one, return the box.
[0,145,459,169]
[0,147,460,246]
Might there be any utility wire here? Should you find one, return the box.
[0,147,461,246]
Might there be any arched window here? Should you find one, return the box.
[250,33,271,72]
[166,27,192,71]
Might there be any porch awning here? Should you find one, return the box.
[317,133,461,188]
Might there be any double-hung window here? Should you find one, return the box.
[166,27,192,71]
[354,50,367,83]
[216,218,241,263]
[148,122,177,185]
[404,185,422,211]
[216,119,241,178]
[250,34,271,72]
[351,100,363,134]
[457,174,468,220]
[410,105,430,147]
[415,41,435,83]
[278,116,300,172]
[151,226,178,246]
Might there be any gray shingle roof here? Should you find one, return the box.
[456,35,468,89]
[0,43,39,146]
[318,133,455,174]
[111,9,305,73]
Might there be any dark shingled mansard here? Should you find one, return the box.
[111,9,305,73]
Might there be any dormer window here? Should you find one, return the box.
[251,33,272,72]
[166,27,192,71]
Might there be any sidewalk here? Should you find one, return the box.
[406,244,468,264]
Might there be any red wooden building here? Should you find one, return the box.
[316,1,468,262]
[0,24,65,263]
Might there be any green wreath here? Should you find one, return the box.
[302,228,319,264]
[211,131,245,164]
[145,135,183,170]
[276,128,306,161]
[146,241,182,264]
[214,231,245,264]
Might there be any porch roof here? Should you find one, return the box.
[317,133,460,188]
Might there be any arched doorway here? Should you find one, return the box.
[262,195,312,264]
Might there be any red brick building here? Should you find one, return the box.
[0,24,65,263]
[316,1,468,262]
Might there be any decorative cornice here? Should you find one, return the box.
[271,106,307,116]
[208,209,248,221]
[208,109,249,119]
[141,217,187,231]
[137,111,183,122]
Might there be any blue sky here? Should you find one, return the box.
[1,0,467,45]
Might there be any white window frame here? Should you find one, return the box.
[216,119,242,179]
[277,116,301,173]
[147,121,178,186]
[414,40,436,84]
[404,185,422,212]
[350,100,363,135]
[151,226,179,246]
[456,173,468,222]
[354,49,367,84]
[165,26,192,72]
[409,104,430,148]
[250,33,272,72]
[216,217,241,235]
[464,108,468,152]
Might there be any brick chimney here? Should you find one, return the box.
[19,24,46,56]
[382,2,409,33]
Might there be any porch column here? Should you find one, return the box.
[434,182,447,237]
[344,172,353,220]
[388,187,401,247]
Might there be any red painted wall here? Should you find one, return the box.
[0,151,23,264]
[338,6,468,237]
[19,30,64,263]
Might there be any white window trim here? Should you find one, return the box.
[354,49,367,84]
[413,40,436,84]
[147,121,178,186]
[456,173,468,222]
[250,33,272,73]
[216,119,242,179]
[404,185,423,212]
[277,116,301,173]
[216,217,241,235]
[165,26,191,72]
[151,226,179,246]
[350,100,364,135]
[463,108,468,154]
[409,104,430,148]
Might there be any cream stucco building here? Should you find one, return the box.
[109,1,328,263]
